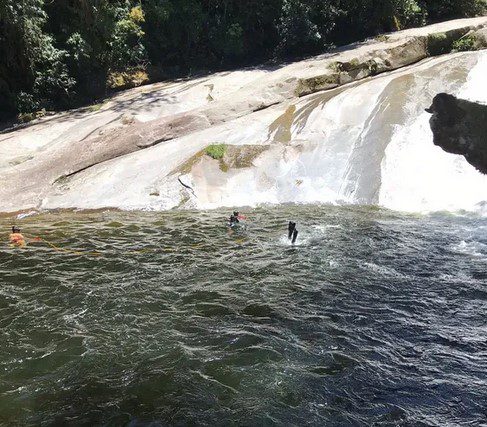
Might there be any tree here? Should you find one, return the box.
[0,0,73,116]
[143,0,206,70]
[277,0,341,57]
[423,0,487,23]
[0,0,484,119]
[333,0,425,42]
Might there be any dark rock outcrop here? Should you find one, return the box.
[427,93,487,174]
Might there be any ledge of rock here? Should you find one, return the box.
[427,93,487,174]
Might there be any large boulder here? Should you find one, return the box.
[427,93,487,174]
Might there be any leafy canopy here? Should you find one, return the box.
[0,0,485,119]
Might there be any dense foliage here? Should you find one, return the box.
[0,0,485,119]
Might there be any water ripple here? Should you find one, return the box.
[0,206,486,425]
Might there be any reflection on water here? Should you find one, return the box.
[1,205,486,426]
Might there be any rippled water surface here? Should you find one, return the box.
[1,206,486,426]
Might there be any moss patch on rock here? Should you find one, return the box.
[222,145,270,170]
[426,29,474,56]
[375,34,390,42]
[329,59,361,73]
[471,28,487,50]
[427,32,451,55]
[172,144,270,176]
[107,69,149,91]
[452,34,478,52]
[292,26,483,99]
[88,102,105,113]
[17,108,47,123]
[307,57,391,95]
[205,144,227,160]
[295,74,340,97]
[171,150,205,175]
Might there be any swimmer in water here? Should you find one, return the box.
[288,221,298,244]
[228,211,246,228]
[9,226,26,247]
[8,226,41,247]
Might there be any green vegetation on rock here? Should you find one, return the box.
[452,35,478,52]
[427,30,481,56]
[427,32,451,55]
[205,144,227,160]
[88,102,106,113]
[171,150,205,175]
[0,0,485,120]
[17,109,47,123]
[173,145,269,176]
[107,70,150,90]
[296,74,340,96]
[375,34,390,42]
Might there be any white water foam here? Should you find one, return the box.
[450,240,487,258]
[379,51,487,214]
[212,52,487,214]
[16,211,38,219]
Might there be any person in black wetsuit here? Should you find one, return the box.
[288,221,298,244]
[229,212,239,227]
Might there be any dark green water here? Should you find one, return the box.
[1,206,486,426]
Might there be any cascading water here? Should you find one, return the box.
[27,50,487,214]
[379,51,487,213]
[3,36,487,427]
[197,50,487,214]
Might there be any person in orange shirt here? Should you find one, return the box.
[9,226,26,247]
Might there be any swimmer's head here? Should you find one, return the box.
[12,226,21,233]
[233,211,239,217]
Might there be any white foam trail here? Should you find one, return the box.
[458,51,487,103]
[194,76,392,209]
[214,52,487,214]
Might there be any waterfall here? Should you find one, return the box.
[196,51,487,213]
[34,51,487,214]
[379,51,487,213]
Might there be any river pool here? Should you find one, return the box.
[1,205,486,426]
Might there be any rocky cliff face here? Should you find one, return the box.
[427,93,487,174]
